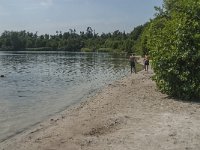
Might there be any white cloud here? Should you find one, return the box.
[22,0,54,10]
[40,0,54,7]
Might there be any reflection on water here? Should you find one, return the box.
[0,51,129,141]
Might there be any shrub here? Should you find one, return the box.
[147,0,200,99]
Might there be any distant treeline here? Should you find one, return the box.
[0,26,148,55]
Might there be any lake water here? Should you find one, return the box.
[0,51,129,142]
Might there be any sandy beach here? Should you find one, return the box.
[1,67,200,150]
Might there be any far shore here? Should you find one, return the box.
[0,66,200,150]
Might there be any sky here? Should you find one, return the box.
[0,0,163,35]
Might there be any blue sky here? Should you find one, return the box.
[0,0,162,35]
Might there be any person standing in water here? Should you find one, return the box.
[129,54,136,74]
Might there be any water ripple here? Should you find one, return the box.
[0,51,129,141]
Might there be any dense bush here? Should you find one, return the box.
[146,0,200,99]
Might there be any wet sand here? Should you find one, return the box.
[1,67,200,150]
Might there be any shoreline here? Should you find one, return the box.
[1,68,200,150]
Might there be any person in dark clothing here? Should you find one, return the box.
[144,55,149,72]
[129,54,136,74]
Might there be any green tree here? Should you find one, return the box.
[147,0,200,99]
